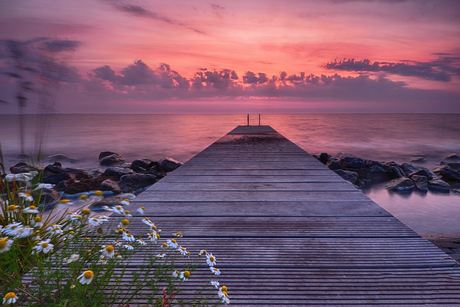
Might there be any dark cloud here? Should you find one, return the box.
[243,72,269,84]
[106,0,207,35]
[211,4,226,18]
[192,69,238,90]
[325,57,460,81]
[42,39,80,53]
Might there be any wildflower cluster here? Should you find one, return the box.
[1,172,228,306]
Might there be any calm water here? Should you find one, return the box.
[1,114,460,235]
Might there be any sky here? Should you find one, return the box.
[0,0,460,114]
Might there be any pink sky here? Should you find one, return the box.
[1,0,460,113]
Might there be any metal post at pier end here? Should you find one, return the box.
[247,114,249,126]
[259,114,260,126]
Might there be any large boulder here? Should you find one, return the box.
[334,170,359,185]
[99,151,125,166]
[326,159,343,171]
[130,159,157,173]
[366,165,388,183]
[64,168,92,180]
[340,156,365,169]
[159,157,182,172]
[386,177,415,192]
[408,168,435,180]
[444,153,460,160]
[434,165,460,182]
[64,176,115,194]
[411,175,428,192]
[101,179,121,194]
[318,153,330,165]
[400,163,420,177]
[33,188,60,204]
[118,174,158,193]
[10,162,32,174]
[428,179,450,193]
[102,167,135,180]
[386,162,405,179]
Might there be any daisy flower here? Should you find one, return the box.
[120,199,130,206]
[199,249,207,256]
[142,218,154,227]
[93,190,104,197]
[77,270,94,284]
[66,254,80,264]
[147,232,159,243]
[172,270,179,278]
[103,245,115,258]
[218,290,230,305]
[0,237,13,253]
[206,253,217,266]
[47,224,63,234]
[124,244,134,250]
[88,218,102,227]
[111,206,124,215]
[34,183,53,190]
[2,223,23,237]
[6,205,18,212]
[136,239,147,245]
[179,271,190,281]
[123,233,135,242]
[137,206,145,214]
[98,215,110,222]
[172,232,183,238]
[210,280,220,289]
[156,253,166,258]
[124,210,132,217]
[167,238,178,249]
[23,205,39,214]
[19,192,34,202]
[32,239,54,254]
[3,292,18,304]
[210,267,221,276]
[32,216,43,227]
[16,226,34,238]
[119,219,130,228]
[177,246,188,256]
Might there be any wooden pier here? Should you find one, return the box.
[131,125,460,305]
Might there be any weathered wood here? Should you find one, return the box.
[126,125,460,306]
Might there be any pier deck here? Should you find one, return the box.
[131,125,460,305]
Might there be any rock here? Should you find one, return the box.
[386,177,415,191]
[318,153,330,165]
[436,166,460,182]
[411,175,428,192]
[444,153,460,160]
[400,163,420,177]
[428,179,450,193]
[54,178,76,192]
[159,157,182,172]
[53,161,63,167]
[42,172,71,184]
[340,156,365,169]
[440,162,460,171]
[131,159,156,170]
[452,189,460,195]
[365,160,386,169]
[118,174,157,193]
[334,169,359,185]
[101,179,121,194]
[64,168,92,180]
[386,162,405,179]
[408,168,435,180]
[64,176,115,194]
[99,152,125,166]
[326,159,343,171]
[33,188,60,203]
[43,164,66,176]
[102,167,135,180]
[45,154,77,163]
[146,166,166,179]
[10,162,31,174]
[366,165,388,183]
[410,156,426,163]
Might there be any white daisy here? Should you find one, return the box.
[3,292,18,304]
[156,253,166,258]
[34,183,53,190]
[124,210,132,217]
[0,237,13,253]
[16,226,34,238]
[46,224,63,234]
[210,280,220,289]
[98,215,110,222]
[142,218,154,227]
[88,218,102,227]
[124,244,134,250]
[166,239,178,249]
[179,271,190,281]
[218,290,230,305]
[23,205,39,214]
[120,199,130,206]
[66,254,80,264]
[210,267,221,276]
[172,232,183,238]
[2,223,23,237]
[32,239,54,254]
[147,232,159,243]
[136,239,147,245]
[172,270,179,278]
[206,253,217,266]
[111,206,124,215]
[177,246,188,256]
[77,270,94,284]
[137,206,145,214]
[122,233,135,242]
[19,192,34,202]
[102,245,115,258]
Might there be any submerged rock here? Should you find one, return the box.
[102,167,134,180]
[386,177,415,192]
[428,179,450,193]
[444,153,460,160]
[10,162,31,174]
[334,169,359,185]
[101,179,121,194]
[99,151,125,166]
[411,175,428,192]
[159,157,182,172]
[118,173,158,193]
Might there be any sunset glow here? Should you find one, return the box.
[1,0,459,113]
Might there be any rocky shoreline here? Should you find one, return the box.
[7,151,182,206]
[314,152,460,194]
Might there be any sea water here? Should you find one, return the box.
[1,113,460,235]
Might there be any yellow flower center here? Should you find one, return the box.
[171,239,176,243]
[83,270,94,279]
[7,205,17,211]
[210,256,215,262]
[94,190,103,196]
[162,243,167,247]
[213,268,218,272]
[59,199,70,204]
[11,226,18,230]
[121,219,129,226]
[202,250,207,254]
[222,291,228,298]
[176,232,182,237]
[82,209,90,215]
[151,225,157,230]
[67,212,74,215]
[140,206,145,210]
[106,245,114,252]
[69,231,75,234]
[221,286,227,292]
[127,234,132,238]
[183,271,190,278]
[86,250,91,254]
[85,237,90,241]
[4,292,16,300]
[124,210,130,214]
[34,216,42,222]
[41,242,49,248]
[156,234,160,239]
[79,194,88,200]
[0,238,9,249]
[92,218,98,222]
[29,205,37,210]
